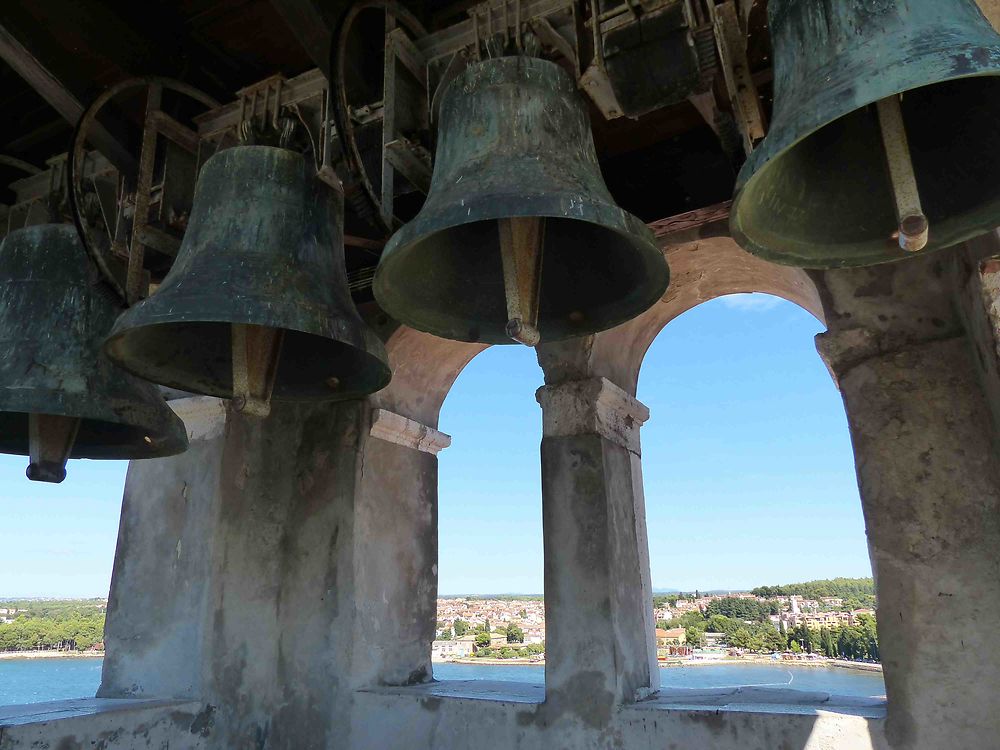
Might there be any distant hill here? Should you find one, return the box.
[439,594,543,600]
[751,577,875,605]
[441,579,874,605]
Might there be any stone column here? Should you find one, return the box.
[348,408,450,689]
[100,388,455,749]
[535,375,659,714]
[816,252,1000,750]
[100,396,227,700]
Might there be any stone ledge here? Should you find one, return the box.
[358,681,884,719]
[633,687,887,719]
[536,377,649,454]
[360,679,544,705]
[0,698,202,727]
[369,408,452,455]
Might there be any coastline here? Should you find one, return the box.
[444,657,544,666]
[0,651,104,661]
[437,656,881,673]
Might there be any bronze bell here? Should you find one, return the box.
[373,55,668,345]
[0,224,188,483]
[731,0,1000,268]
[104,146,391,417]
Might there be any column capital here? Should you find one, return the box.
[815,326,961,382]
[535,377,648,455]
[369,408,452,455]
[168,396,227,441]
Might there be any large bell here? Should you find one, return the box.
[104,146,391,416]
[373,55,668,345]
[0,224,188,483]
[731,0,1000,268]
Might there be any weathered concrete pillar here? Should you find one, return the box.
[347,407,450,689]
[101,384,454,749]
[815,251,1000,750]
[100,396,227,700]
[534,343,659,718]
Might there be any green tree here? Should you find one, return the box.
[856,614,879,660]
[707,614,731,633]
[684,626,705,647]
[453,619,469,637]
[506,624,525,643]
[474,632,491,649]
[705,597,770,622]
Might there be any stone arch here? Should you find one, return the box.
[589,233,824,395]
[372,324,487,427]
[369,230,822,413]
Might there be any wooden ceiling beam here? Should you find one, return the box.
[270,0,351,77]
[0,24,135,175]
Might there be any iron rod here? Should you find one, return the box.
[876,94,928,253]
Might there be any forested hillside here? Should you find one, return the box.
[0,599,106,652]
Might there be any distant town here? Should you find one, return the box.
[0,579,878,667]
[432,578,879,666]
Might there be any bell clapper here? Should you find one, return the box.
[231,323,285,418]
[26,413,81,483]
[498,217,545,347]
[875,94,928,253]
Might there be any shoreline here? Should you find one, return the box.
[0,651,104,661]
[437,656,881,673]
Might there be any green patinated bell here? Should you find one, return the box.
[0,224,188,483]
[104,146,391,411]
[374,55,668,345]
[731,0,1000,268]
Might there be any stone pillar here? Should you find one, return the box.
[535,375,659,714]
[100,397,227,699]
[816,252,1000,750]
[102,387,454,748]
[348,408,450,689]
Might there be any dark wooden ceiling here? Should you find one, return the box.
[0,0,746,225]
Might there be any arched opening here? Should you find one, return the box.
[432,345,546,682]
[0,455,124,704]
[636,292,882,696]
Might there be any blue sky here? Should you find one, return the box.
[0,292,872,598]
[0,457,126,598]
[437,293,872,595]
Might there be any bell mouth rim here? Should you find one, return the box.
[373,211,669,346]
[103,318,392,403]
[380,196,658,261]
[731,44,1000,268]
[736,43,1000,195]
[0,405,189,460]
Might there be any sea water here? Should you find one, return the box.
[0,658,885,706]
[433,662,885,698]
